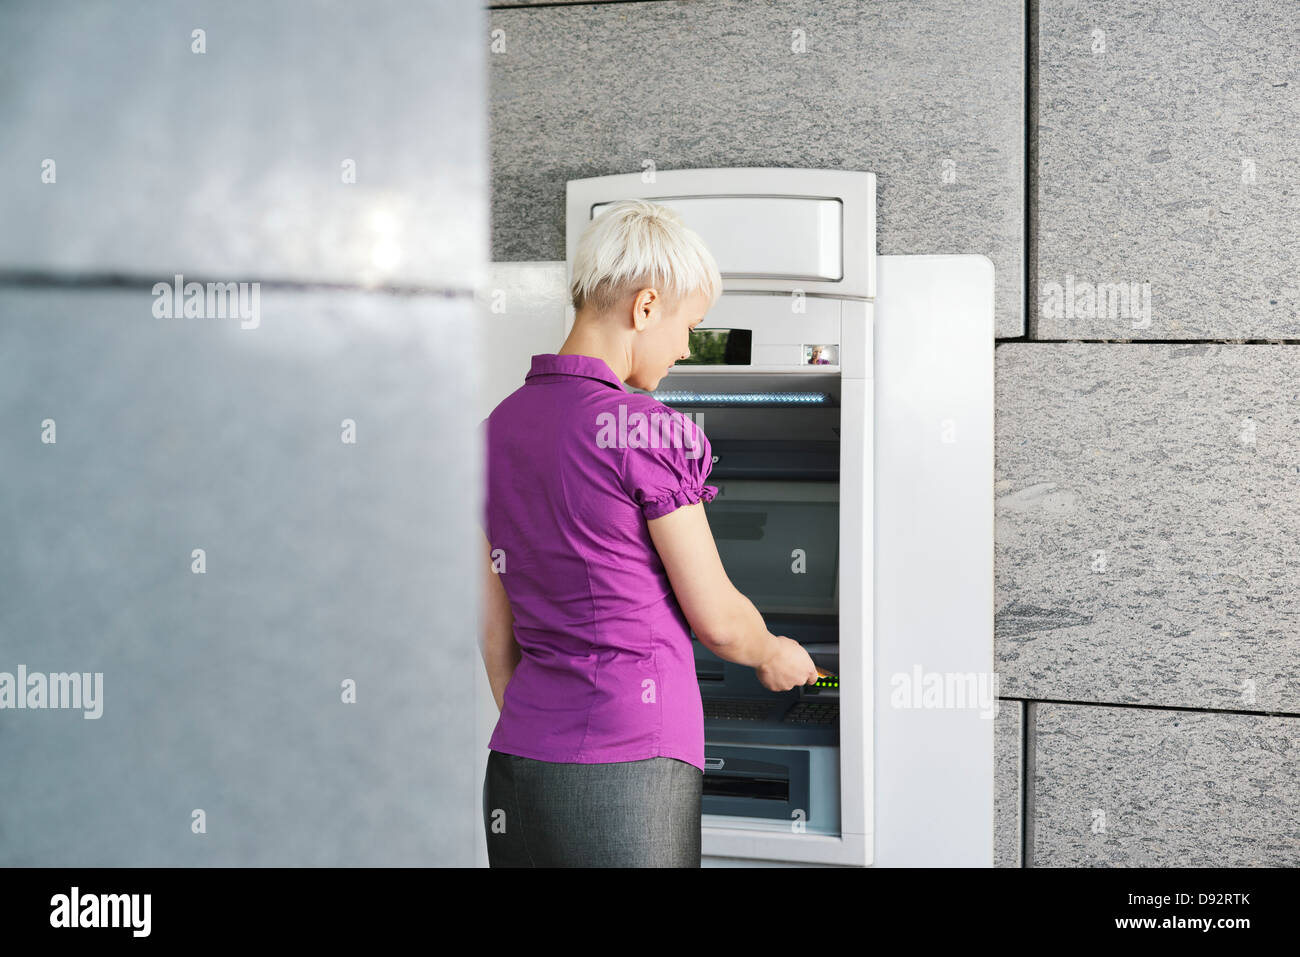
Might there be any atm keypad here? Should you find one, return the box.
[782,701,839,725]
[704,699,773,721]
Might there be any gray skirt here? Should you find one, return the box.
[482,749,703,867]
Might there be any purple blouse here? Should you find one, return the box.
[481,353,718,772]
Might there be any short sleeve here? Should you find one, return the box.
[620,409,719,519]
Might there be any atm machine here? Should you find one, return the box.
[565,169,875,866]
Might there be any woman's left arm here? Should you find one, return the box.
[479,529,521,712]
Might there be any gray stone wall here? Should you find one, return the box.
[489,0,1025,336]
[1005,0,1300,866]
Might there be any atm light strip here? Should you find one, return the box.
[651,391,831,406]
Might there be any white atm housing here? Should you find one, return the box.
[566,169,877,866]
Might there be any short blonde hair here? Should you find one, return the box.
[570,199,723,316]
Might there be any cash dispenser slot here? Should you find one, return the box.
[701,746,810,821]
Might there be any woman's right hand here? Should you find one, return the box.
[755,635,820,692]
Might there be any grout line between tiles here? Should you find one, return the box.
[1022,700,1035,868]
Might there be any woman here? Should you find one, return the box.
[478,199,819,867]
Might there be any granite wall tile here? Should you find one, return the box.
[1037,0,1300,339]
[995,698,1023,867]
[489,0,1024,336]
[995,343,1300,714]
[1031,703,1300,866]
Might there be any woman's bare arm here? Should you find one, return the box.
[646,502,780,667]
[479,529,521,711]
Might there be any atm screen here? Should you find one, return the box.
[678,327,752,365]
[703,479,838,616]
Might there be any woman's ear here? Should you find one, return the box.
[629,289,652,331]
